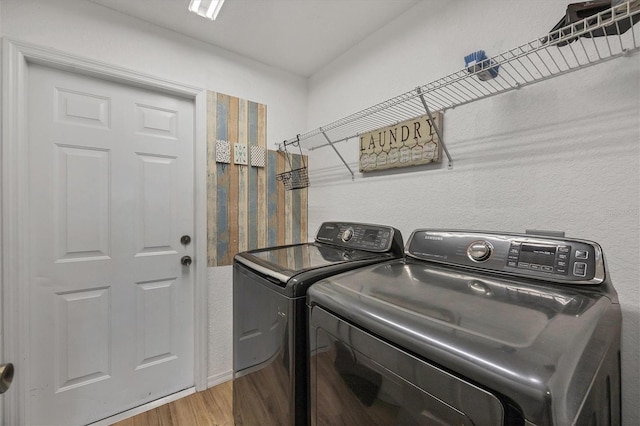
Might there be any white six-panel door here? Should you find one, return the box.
[27,63,195,425]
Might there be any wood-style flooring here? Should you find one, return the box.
[111,381,233,426]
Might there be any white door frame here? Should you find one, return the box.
[1,38,209,425]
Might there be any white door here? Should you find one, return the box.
[27,64,195,425]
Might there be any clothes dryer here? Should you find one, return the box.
[233,221,403,426]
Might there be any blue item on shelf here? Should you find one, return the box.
[464,50,500,81]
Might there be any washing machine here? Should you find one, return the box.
[233,221,403,426]
[307,229,621,426]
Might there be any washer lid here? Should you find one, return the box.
[235,242,386,284]
[307,259,620,421]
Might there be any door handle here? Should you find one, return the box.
[0,363,14,394]
[181,256,192,266]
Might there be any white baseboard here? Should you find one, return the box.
[88,387,196,426]
[208,370,233,388]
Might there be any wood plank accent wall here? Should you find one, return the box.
[207,91,308,267]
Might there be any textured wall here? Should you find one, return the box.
[207,266,233,385]
[306,1,639,424]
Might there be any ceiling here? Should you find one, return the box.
[87,0,421,77]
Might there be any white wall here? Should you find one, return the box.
[1,0,307,386]
[307,0,639,424]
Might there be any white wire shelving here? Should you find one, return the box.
[279,1,640,178]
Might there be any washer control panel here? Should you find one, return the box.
[406,230,605,285]
[315,222,401,253]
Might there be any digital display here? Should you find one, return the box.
[363,229,379,242]
[519,244,556,267]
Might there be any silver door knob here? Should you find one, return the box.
[0,363,14,394]
[181,256,192,266]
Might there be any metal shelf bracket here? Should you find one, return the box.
[320,129,355,180]
[417,87,453,170]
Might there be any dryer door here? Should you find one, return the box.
[309,306,505,426]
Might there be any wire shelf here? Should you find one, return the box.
[280,2,640,154]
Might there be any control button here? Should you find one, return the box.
[541,266,554,272]
[575,250,588,259]
[507,261,517,267]
[558,246,570,253]
[529,264,540,270]
[556,261,567,267]
[509,247,520,255]
[557,253,568,260]
[518,262,530,268]
[574,262,587,277]
[467,240,493,262]
[341,227,354,242]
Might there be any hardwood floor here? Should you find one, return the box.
[112,381,234,426]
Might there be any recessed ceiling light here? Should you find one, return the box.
[188,0,226,20]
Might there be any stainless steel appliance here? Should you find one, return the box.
[233,222,403,426]
[308,229,621,425]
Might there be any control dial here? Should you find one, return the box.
[467,240,493,262]
[341,227,354,242]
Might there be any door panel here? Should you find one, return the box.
[27,64,194,425]
[55,145,111,261]
[135,279,178,369]
[55,287,111,392]
[136,154,176,254]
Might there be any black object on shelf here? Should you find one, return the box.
[547,1,640,46]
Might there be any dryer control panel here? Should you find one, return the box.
[406,230,605,285]
[315,222,403,254]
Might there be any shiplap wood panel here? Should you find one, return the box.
[266,150,278,248]
[206,92,218,267]
[215,94,230,266]
[256,104,268,249]
[227,95,239,265]
[237,99,249,253]
[247,101,259,251]
[276,152,286,247]
[207,92,307,267]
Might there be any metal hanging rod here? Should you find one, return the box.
[279,1,640,174]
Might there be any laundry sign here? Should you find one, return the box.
[359,112,443,172]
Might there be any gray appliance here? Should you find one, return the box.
[233,221,403,426]
[308,229,621,426]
